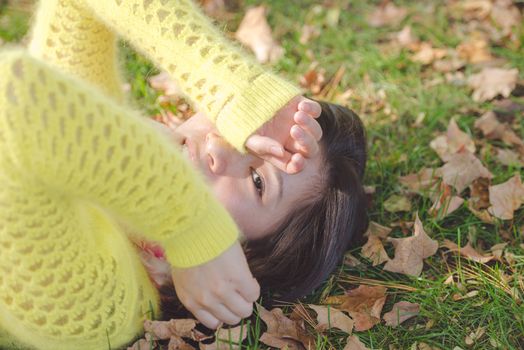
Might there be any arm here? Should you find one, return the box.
[29,0,302,152]
[1,50,237,268]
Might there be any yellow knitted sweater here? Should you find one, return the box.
[0,1,300,349]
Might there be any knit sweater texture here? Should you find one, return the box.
[0,0,300,349]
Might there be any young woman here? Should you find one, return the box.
[143,101,368,315]
[0,1,367,349]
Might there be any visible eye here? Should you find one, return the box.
[250,167,265,198]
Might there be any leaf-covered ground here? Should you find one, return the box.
[2,0,524,349]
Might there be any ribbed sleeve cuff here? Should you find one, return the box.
[161,202,240,268]
[216,72,302,152]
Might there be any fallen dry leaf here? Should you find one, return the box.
[199,325,248,350]
[383,301,420,327]
[491,0,522,35]
[362,235,391,266]
[128,339,156,350]
[299,64,327,95]
[443,240,495,263]
[399,168,440,195]
[257,305,315,350]
[367,1,408,27]
[468,67,519,102]
[383,213,438,276]
[308,304,354,334]
[411,42,447,65]
[465,326,486,346]
[299,25,320,45]
[495,148,524,167]
[338,285,387,332]
[490,242,507,260]
[475,111,524,150]
[144,319,198,340]
[430,118,476,162]
[343,335,371,350]
[366,221,392,239]
[469,177,491,210]
[439,151,493,193]
[383,194,412,212]
[396,25,418,48]
[429,185,464,219]
[457,38,493,64]
[235,6,284,63]
[488,174,524,220]
[467,203,496,224]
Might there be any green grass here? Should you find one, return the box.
[1,0,523,349]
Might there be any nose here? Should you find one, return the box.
[205,132,237,175]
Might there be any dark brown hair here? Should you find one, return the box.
[159,102,368,318]
[243,101,368,303]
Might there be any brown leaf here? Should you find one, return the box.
[399,168,440,195]
[383,194,412,212]
[299,64,327,95]
[128,339,157,350]
[429,119,475,162]
[362,236,391,266]
[383,213,438,276]
[338,285,387,332]
[439,151,493,193]
[257,305,315,350]
[490,242,507,260]
[383,301,420,327]
[299,25,321,45]
[474,111,524,148]
[465,326,486,345]
[468,68,519,102]
[343,335,371,350]
[469,177,491,210]
[457,38,493,64]
[367,1,407,27]
[170,336,195,350]
[429,184,464,219]
[395,25,418,48]
[366,221,392,239]
[199,325,248,350]
[235,6,284,63]
[149,71,182,98]
[488,174,524,220]
[495,148,524,167]
[442,240,494,263]
[144,319,198,340]
[411,42,447,65]
[309,304,354,334]
[491,0,522,35]
[467,203,496,224]
[199,0,239,19]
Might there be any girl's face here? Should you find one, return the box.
[170,112,323,241]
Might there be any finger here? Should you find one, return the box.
[245,134,284,158]
[294,111,323,141]
[237,277,261,303]
[298,99,322,118]
[290,125,319,158]
[193,309,221,330]
[207,303,242,326]
[222,292,254,319]
[286,153,305,174]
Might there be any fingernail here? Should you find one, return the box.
[270,146,284,157]
[300,102,311,113]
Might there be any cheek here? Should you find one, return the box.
[209,179,268,240]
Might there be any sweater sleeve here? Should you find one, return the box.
[28,0,301,152]
[0,49,238,269]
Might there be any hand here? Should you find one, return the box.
[246,96,323,174]
[170,241,260,329]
